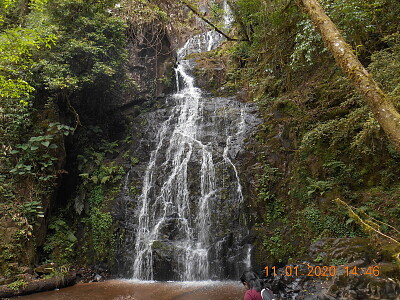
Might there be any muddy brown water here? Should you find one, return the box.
[16,280,245,300]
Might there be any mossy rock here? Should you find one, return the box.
[308,237,379,265]
[330,274,400,299]
[380,242,400,263]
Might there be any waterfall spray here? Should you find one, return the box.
[119,2,259,281]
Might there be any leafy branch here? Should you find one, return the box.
[335,198,400,262]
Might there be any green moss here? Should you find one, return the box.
[152,241,172,251]
[7,279,27,291]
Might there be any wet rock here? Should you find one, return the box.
[308,238,376,265]
[115,25,175,111]
[93,274,102,282]
[265,261,400,299]
[113,92,260,280]
[151,240,178,281]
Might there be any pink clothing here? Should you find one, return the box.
[244,288,263,300]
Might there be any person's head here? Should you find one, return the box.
[240,271,264,292]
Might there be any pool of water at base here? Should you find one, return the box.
[15,280,245,300]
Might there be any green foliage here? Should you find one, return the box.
[292,0,387,68]
[210,2,224,24]
[290,19,325,68]
[0,201,35,278]
[42,265,71,279]
[43,218,77,265]
[78,183,117,263]
[130,156,139,165]
[7,279,27,291]
[2,0,130,280]
[0,0,129,275]
[0,23,57,151]
[129,184,138,196]
[263,228,294,263]
[330,257,348,266]
[221,0,400,268]
[369,33,400,104]
[79,162,124,186]
[0,119,73,220]
[321,0,379,45]
[256,163,283,224]
[30,0,127,101]
[257,163,278,202]
[302,205,356,239]
[22,201,45,222]
[299,105,384,156]
[118,0,172,26]
[77,141,124,190]
[303,206,324,232]
[0,2,57,150]
[306,178,333,198]
[0,244,18,278]
[84,207,113,262]
[9,122,73,180]
[72,139,124,264]
[228,0,300,91]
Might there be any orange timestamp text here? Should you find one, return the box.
[265,265,380,277]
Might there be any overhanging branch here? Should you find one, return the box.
[181,0,248,42]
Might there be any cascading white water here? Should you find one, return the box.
[243,244,253,271]
[222,108,246,204]
[119,1,260,281]
[132,30,232,280]
[223,0,234,29]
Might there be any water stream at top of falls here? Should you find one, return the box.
[116,2,260,281]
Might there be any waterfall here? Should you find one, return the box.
[223,0,234,29]
[117,1,260,281]
[243,244,252,271]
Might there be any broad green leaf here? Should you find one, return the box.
[100,176,110,184]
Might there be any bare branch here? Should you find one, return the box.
[180,0,248,42]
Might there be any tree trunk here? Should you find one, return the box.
[0,273,76,298]
[296,0,400,153]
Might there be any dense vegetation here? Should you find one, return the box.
[204,0,400,266]
[0,0,128,282]
[0,0,183,286]
[0,0,399,293]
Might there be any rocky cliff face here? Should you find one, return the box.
[116,24,176,113]
[111,27,262,280]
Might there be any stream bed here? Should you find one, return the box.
[16,280,244,300]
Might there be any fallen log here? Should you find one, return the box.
[0,272,76,298]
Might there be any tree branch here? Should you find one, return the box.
[66,97,81,133]
[296,0,400,154]
[335,198,400,246]
[180,0,248,42]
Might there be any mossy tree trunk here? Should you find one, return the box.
[296,0,400,153]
